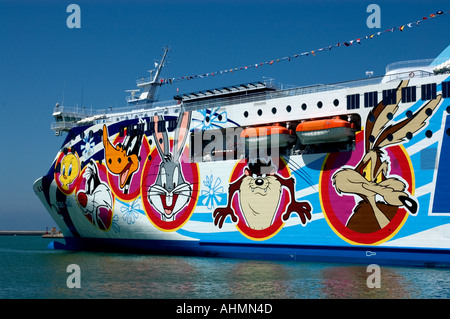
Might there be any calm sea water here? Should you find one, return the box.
[1,236,450,299]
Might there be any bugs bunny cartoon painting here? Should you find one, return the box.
[332,80,442,233]
[148,111,193,221]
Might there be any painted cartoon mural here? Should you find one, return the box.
[213,157,312,240]
[76,159,114,231]
[140,111,200,232]
[54,147,81,194]
[322,80,443,244]
[141,111,200,231]
[46,77,446,250]
[102,122,145,196]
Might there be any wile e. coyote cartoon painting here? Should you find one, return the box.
[332,80,442,233]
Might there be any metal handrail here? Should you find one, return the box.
[52,67,441,131]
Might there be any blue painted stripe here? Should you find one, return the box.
[58,237,450,267]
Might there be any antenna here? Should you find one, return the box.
[62,80,66,106]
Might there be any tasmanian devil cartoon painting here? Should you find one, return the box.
[332,80,442,233]
[214,158,312,230]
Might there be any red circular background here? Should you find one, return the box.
[320,132,414,245]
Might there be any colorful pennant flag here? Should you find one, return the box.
[158,10,449,86]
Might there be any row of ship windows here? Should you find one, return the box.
[347,81,450,110]
[241,82,450,118]
[73,103,450,163]
[243,99,340,118]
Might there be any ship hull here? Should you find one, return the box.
[34,64,450,267]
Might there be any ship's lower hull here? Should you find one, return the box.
[47,236,450,268]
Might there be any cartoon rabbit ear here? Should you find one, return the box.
[173,111,192,162]
[153,115,169,156]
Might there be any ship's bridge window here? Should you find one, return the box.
[402,86,417,103]
[382,89,397,105]
[421,83,437,100]
[442,81,450,99]
[346,94,360,110]
[364,91,378,108]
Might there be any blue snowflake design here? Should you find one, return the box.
[111,214,120,233]
[80,136,95,159]
[195,107,228,130]
[120,198,145,225]
[201,175,224,209]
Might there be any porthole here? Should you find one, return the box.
[387,133,393,141]
[286,105,292,112]
[272,107,277,114]
[425,108,433,116]
[244,111,249,118]
[425,130,433,138]
[446,106,450,114]
[369,135,375,143]
[257,109,263,116]
[446,128,450,136]
[301,103,307,111]
[317,101,323,108]
[368,113,375,122]
[387,112,393,120]
[333,99,339,106]
[406,132,413,140]
[406,110,413,118]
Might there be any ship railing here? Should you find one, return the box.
[382,69,434,83]
[385,58,448,73]
[181,68,436,111]
[51,121,79,131]
[52,66,440,131]
[52,105,94,116]
[53,100,177,118]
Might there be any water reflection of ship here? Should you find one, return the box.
[321,266,410,298]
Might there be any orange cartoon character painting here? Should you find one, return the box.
[102,124,142,195]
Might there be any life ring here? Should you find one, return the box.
[409,72,415,78]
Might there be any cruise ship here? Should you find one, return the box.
[34,45,450,267]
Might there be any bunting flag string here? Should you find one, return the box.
[158,10,448,86]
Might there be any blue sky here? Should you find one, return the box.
[0,0,449,230]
